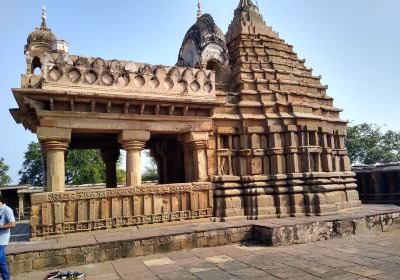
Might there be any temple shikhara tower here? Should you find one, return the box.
[10,1,361,238]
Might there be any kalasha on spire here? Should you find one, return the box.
[197,0,203,19]
[26,5,57,47]
[238,0,255,8]
[41,5,48,29]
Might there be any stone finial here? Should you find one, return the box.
[41,5,48,30]
[197,0,203,19]
[237,0,259,13]
[239,0,254,8]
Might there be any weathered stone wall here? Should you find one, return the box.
[354,163,400,205]
[30,183,213,238]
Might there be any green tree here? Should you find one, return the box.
[18,141,126,186]
[0,157,11,185]
[116,168,126,184]
[19,142,44,186]
[142,151,158,181]
[65,150,105,185]
[346,123,400,165]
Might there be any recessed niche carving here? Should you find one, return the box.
[196,70,207,83]
[178,80,188,93]
[84,71,97,84]
[68,69,81,83]
[149,77,160,88]
[117,76,130,87]
[168,67,181,80]
[190,81,200,92]
[164,79,173,90]
[48,67,62,81]
[134,75,145,87]
[101,72,113,86]
[203,82,212,93]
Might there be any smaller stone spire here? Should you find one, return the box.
[239,0,254,8]
[197,0,203,19]
[40,5,48,30]
[237,0,259,14]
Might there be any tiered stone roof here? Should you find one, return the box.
[223,0,343,125]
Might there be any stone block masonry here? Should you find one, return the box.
[7,204,400,275]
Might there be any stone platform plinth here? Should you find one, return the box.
[7,204,400,275]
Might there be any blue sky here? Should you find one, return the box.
[1,0,399,183]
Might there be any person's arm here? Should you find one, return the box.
[1,208,16,229]
[0,222,15,229]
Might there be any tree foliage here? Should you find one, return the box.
[346,123,400,165]
[0,157,11,185]
[19,142,44,186]
[65,150,105,185]
[142,150,158,182]
[19,141,125,186]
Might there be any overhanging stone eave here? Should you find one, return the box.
[12,87,223,107]
[11,88,30,111]
[9,108,22,124]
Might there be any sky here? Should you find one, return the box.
[0,0,399,184]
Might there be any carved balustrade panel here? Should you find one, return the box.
[30,183,213,237]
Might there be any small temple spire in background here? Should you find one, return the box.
[197,0,203,19]
[41,5,48,29]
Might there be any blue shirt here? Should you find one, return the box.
[0,204,15,245]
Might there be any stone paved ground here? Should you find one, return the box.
[14,230,400,280]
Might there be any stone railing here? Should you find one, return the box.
[30,182,213,238]
[24,53,216,99]
[353,163,400,205]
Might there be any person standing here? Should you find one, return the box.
[0,194,15,280]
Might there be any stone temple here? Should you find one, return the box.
[10,1,361,238]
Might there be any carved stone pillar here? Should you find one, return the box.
[42,140,69,192]
[37,127,71,193]
[183,143,194,182]
[122,141,145,187]
[190,140,208,182]
[101,148,120,188]
[320,132,333,172]
[119,130,150,187]
[18,193,24,220]
[179,132,209,182]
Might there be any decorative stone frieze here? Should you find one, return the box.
[26,54,217,99]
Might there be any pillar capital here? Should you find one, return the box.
[37,127,71,143]
[41,139,69,193]
[118,130,150,143]
[186,140,207,151]
[178,131,209,144]
[119,132,149,187]
[41,140,69,153]
[121,140,146,151]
